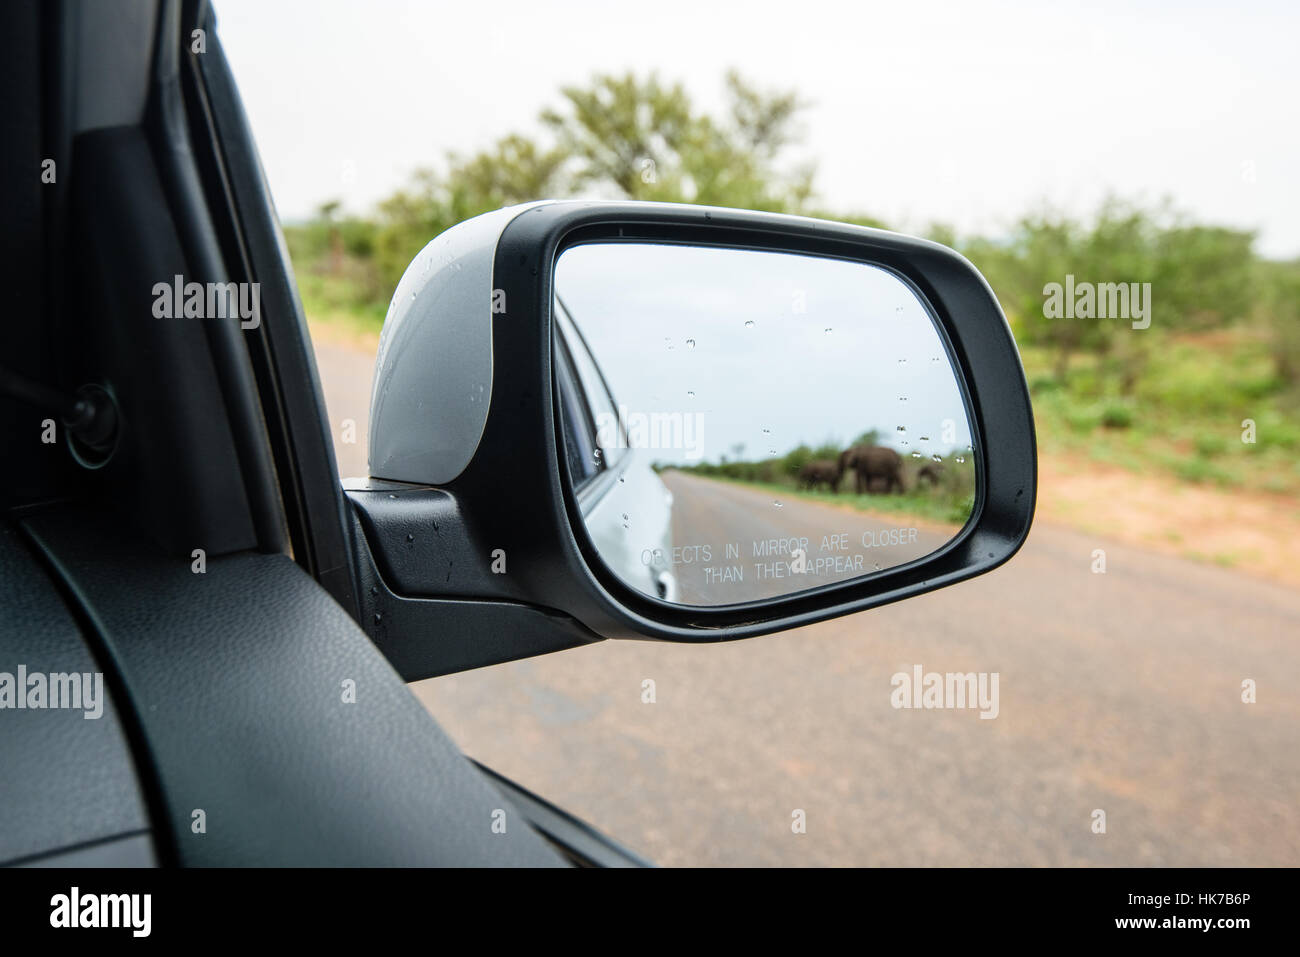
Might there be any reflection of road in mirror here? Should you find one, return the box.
[657,471,956,605]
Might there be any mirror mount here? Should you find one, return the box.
[342,478,601,681]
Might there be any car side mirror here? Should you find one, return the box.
[348,201,1035,677]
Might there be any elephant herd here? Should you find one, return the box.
[796,445,945,495]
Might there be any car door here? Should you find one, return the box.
[555,299,678,602]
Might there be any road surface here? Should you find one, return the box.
[659,470,955,604]
[314,335,1300,866]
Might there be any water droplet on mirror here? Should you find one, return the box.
[896,425,906,432]
[920,436,930,442]
[686,338,696,350]
[956,455,966,464]
[687,390,695,398]
[911,451,922,458]
[762,428,771,434]
[932,454,943,462]
[744,320,755,329]
[593,449,602,463]
[824,328,832,334]
[618,476,625,483]
[773,500,783,508]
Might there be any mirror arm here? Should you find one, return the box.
[344,482,601,680]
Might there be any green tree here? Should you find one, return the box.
[362,71,870,294]
[445,134,570,208]
[968,198,1255,393]
[541,70,816,212]
[369,135,570,293]
[541,72,695,199]
[1258,259,1300,389]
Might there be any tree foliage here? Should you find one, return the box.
[964,199,1257,391]
[288,71,1281,410]
[346,71,816,292]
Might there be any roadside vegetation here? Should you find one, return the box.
[967,205,1300,499]
[284,70,1300,504]
[665,437,976,527]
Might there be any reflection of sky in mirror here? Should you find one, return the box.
[555,243,974,466]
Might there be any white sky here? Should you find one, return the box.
[215,0,1300,257]
[557,244,972,462]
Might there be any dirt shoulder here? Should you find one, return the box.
[678,462,1300,589]
[305,310,381,355]
[1037,453,1300,589]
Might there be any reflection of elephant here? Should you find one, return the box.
[839,445,904,495]
[916,463,945,488]
[798,459,842,493]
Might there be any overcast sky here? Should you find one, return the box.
[557,244,972,462]
[215,0,1299,257]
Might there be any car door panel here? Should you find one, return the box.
[0,525,154,867]
[23,506,565,867]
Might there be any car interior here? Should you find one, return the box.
[0,0,631,868]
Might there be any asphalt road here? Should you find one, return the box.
[659,470,953,604]
[315,337,1300,866]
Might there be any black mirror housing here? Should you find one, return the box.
[352,201,1035,675]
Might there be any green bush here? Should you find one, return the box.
[1251,412,1300,451]
[1100,401,1134,429]
[1064,404,1103,434]
[1194,433,1229,457]
[1029,375,1063,395]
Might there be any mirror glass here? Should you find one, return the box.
[553,242,977,607]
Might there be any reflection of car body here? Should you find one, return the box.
[554,298,678,602]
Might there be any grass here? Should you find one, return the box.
[1020,327,1300,498]
[294,269,387,346]
[672,471,976,528]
